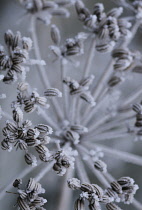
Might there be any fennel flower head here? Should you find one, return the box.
[0,0,142,209]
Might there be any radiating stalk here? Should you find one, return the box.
[75,155,90,183]
[85,158,110,188]
[85,142,142,166]
[83,37,96,77]
[30,15,63,121]
[118,86,142,109]
[37,107,59,130]
[82,131,130,143]
[82,93,109,126]
[35,162,54,182]
[132,199,142,210]
[1,110,12,120]
[58,168,74,210]
[77,144,109,187]
[60,58,69,120]
[70,96,77,124]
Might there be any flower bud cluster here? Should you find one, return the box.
[75,1,131,53]
[63,75,96,106]
[68,176,138,210]
[56,121,88,145]
[1,107,53,166]
[50,24,87,59]
[12,178,47,210]
[106,177,139,205]
[0,30,32,84]
[13,83,61,113]
[19,0,72,24]
[52,147,78,176]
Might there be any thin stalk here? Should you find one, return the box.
[60,58,68,120]
[89,114,110,133]
[70,96,77,124]
[82,131,130,143]
[82,93,108,125]
[1,111,12,120]
[83,38,96,77]
[132,199,142,210]
[75,155,90,183]
[84,142,142,166]
[77,144,110,187]
[75,98,82,124]
[35,162,54,182]
[122,20,142,48]
[6,191,19,195]
[81,60,113,124]
[85,158,110,188]
[37,106,59,130]
[118,86,142,109]
[58,168,74,210]
[85,110,135,137]
[30,15,63,121]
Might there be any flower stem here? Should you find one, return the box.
[83,37,96,77]
[35,162,54,182]
[30,15,63,121]
[84,142,142,166]
[58,167,74,210]
[60,58,69,120]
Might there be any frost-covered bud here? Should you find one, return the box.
[24,99,35,113]
[25,153,37,166]
[67,178,81,190]
[35,145,49,154]
[4,30,14,46]
[92,184,104,198]
[108,76,122,87]
[110,181,122,194]
[26,178,36,193]
[107,7,123,18]
[17,197,30,210]
[96,41,115,53]
[80,75,95,87]
[6,121,17,133]
[106,202,122,210]
[36,96,47,106]
[80,92,96,107]
[13,179,22,188]
[74,199,85,210]
[64,130,80,144]
[23,120,32,128]
[70,125,88,134]
[1,139,12,152]
[81,183,94,193]
[35,124,53,134]
[132,103,142,113]
[22,37,32,50]
[44,88,62,97]
[94,159,107,173]
[12,31,21,49]
[84,15,97,29]
[17,82,29,91]
[13,107,23,123]
[117,177,134,187]
[51,25,61,45]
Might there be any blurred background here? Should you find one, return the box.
[0,0,142,209]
